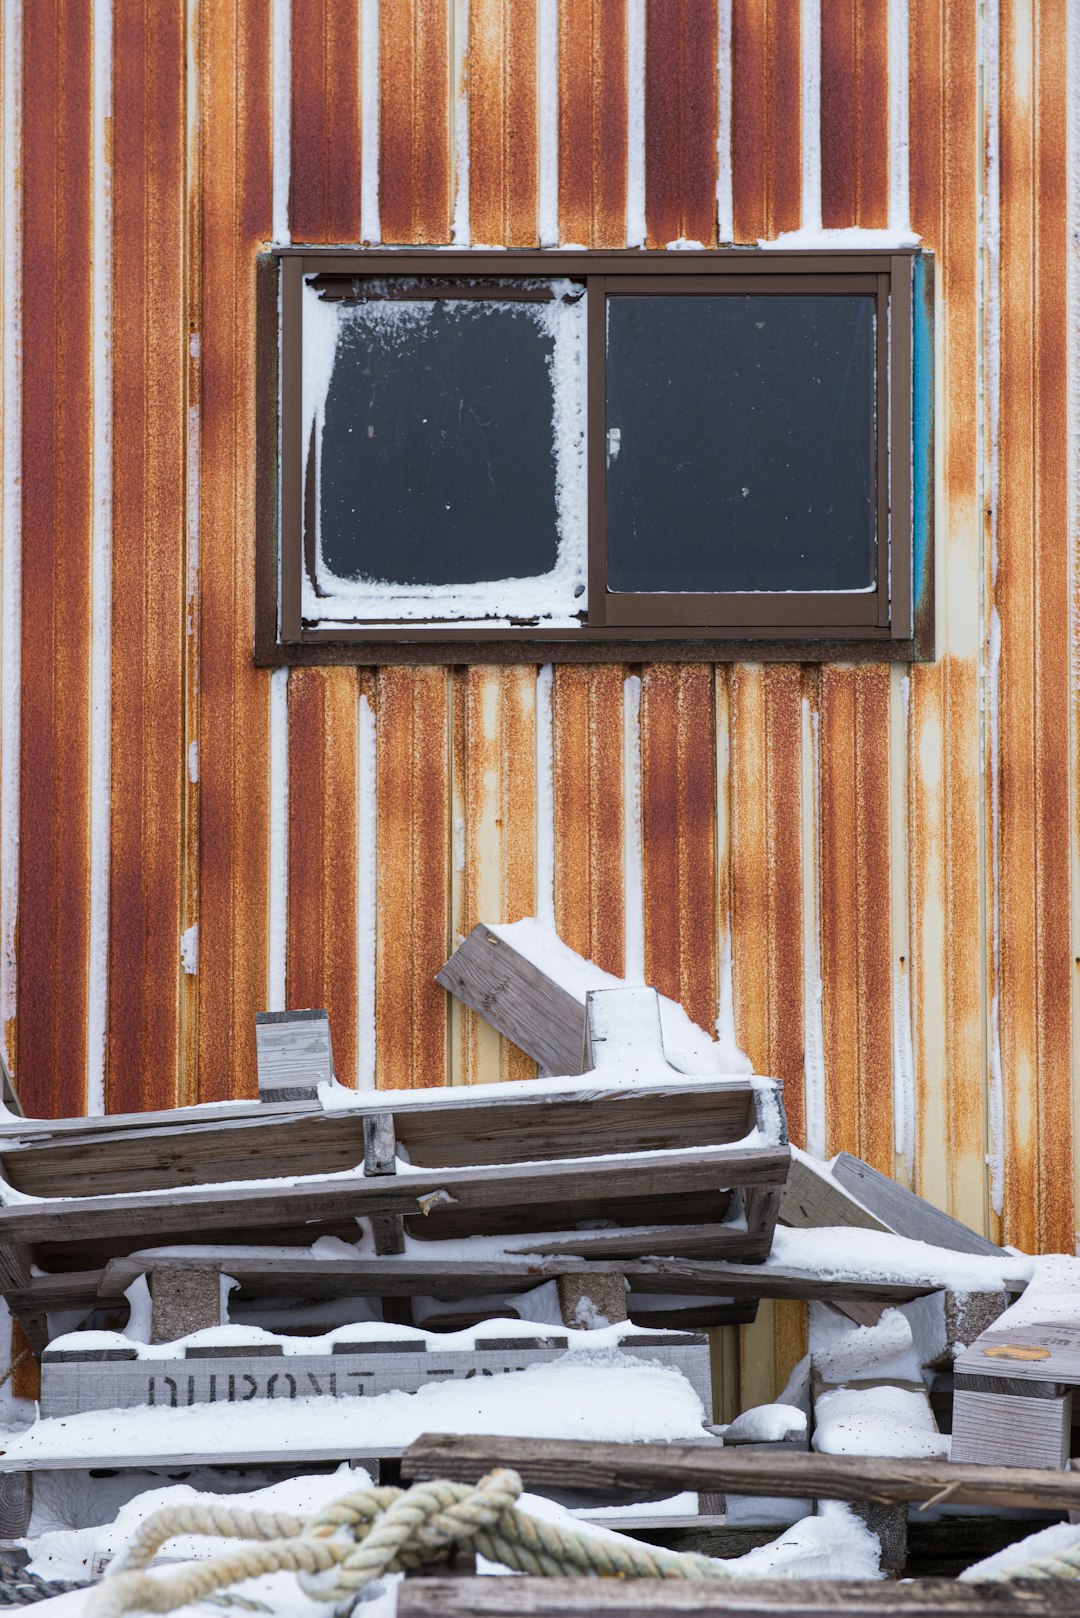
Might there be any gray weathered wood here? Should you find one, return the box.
[402,1433,1080,1513]
[830,1154,1003,1257]
[954,1323,1080,1387]
[779,1152,889,1234]
[437,923,587,1076]
[625,1297,758,1330]
[255,1009,335,1100]
[363,1112,405,1257]
[396,1577,1080,1617]
[0,1244,48,1354]
[0,1472,30,1538]
[951,1387,1072,1470]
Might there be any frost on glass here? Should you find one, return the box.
[301,280,587,626]
[605,294,877,595]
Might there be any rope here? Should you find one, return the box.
[0,1349,30,1392]
[87,1469,747,1618]
[980,1535,1080,1583]
[0,1564,88,1607]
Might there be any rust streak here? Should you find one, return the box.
[290,0,362,243]
[107,0,187,1115]
[376,667,451,1087]
[820,0,889,229]
[731,0,801,244]
[645,0,718,247]
[558,0,626,247]
[380,0,452,244]
[640,665,718,1040]
[552,665,624,975]
[18,0,94,1118]
[287,669,360,1085]
[469,0,538,246]
[196,0,273,1102]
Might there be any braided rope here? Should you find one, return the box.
[87,1469,740,1618]
[980,1535,1080,1583]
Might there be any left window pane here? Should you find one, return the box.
[301,280,588,626]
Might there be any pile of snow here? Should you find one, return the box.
[984,1254,1080,1330]
[808,1296,949,1388]
[723,1403,807,1444]
[813,1385,948,1459]
[769,1225,1032,1295]
[960,1521,1080,1581]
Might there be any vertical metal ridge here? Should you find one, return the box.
[287,668,360,1085]
[558,0,627,247]
[375,666,451,1087]
[0,0,22,1082]
[106,0,187,1115]
[820,664,894,1170]
[290,0,362,244]
[994,0,1073,1253]
[731,0,801,243]
[644,0,718,247]
[380,0,452,243]
[196,0,273,1103]
[552,663,625,976]
[468,0,538,246]
[908,0,986,1234]
[730,664,805,1139]
[640,664,717,1043]
[820,0,889,228]
[18,0,95,1117]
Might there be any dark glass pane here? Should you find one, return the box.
[606,295,877,594]
[318,299,560,587]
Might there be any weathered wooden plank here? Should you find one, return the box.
[397,1578,1080,1617]
[954,1323,1080,1388]
[779,1152,889,1235]
[438,923,586,1077]
[363,1110,405,1257]
[951,1386,1072,1471]
[831,1154,1003,1257]
[402,1433,1080,1513]
[255,1010,335,1101]
[0,1245,48,1354]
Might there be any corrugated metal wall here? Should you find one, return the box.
[1,0,1078,1410]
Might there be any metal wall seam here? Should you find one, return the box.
[1068,0,1080,1232]
[552,664,625,977]
[380,0,452,243]
[287,669,360,1082]
[375,667,452,1088]
[451,0,468,242]
[644,0,718,247]
[731,0,801,243]
[290,0,362,244]
[622,672,645,984]
[453,666,537,1084]
[0,0,20,1078]
[558,0,627,247]
[716,0,734,241]
[182,0,202,1109]
[994,0,1073,1253]
[640,665,718,1039]
[107,0,188,1115]
[889,667,915,1183]
[18,0,95,1117]
[820,0,889,229]
[730,665,806,1140]
[801,675,826,1157]
[820,665,894,1170]
[196,0,273,1103]
[468,0,538,247]
[908,0,987,1233]
[356,672,377,1087]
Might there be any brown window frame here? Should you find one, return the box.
[260,248,919,666]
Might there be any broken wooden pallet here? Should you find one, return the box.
[952,1321,1080,1470]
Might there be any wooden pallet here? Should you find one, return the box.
[952,1322,1080,1469]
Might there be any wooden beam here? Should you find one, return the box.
[402,1434,1080,1513]
[437,922,587,1076]
[830,1154,1003,1257]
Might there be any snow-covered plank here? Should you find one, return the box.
[830,1153,1004,1258]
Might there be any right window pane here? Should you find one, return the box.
[605,294,878,594]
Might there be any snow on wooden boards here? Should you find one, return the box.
[40,1332,712,1420]
[829,1154,1005,1259]
[398,1577,1080,1616]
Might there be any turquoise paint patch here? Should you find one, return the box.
[911,253,934,622]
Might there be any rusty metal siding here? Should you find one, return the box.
[3,1,1079,1314]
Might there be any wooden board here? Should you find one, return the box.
[437,923,588,1076]
[779,1151,889,1234]
[954,1323,1080,1389]
[255,1009,335,1100]
[402,1433,1080,1513]
[830,1154,1003,1257]
[397,1578,1080,1616]
[951,1387,1072,1470]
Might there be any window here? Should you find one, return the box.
[266,250,928,660]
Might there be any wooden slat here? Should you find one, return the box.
[557,0,626,247]
[469,0,538,246]
[403,1432,1080,1514]
[644,0,718,247]
[730,666,806,1143]
[820,0,889,229]
[994,0,1072,1252]
[820,666,893,1169]
[399,1578,1080,1617]
[908,0,986,1234]
[455,669,537,1083]
[779,1151,888,1234]
[731,0,801,244]
[380,0,452,244]
[375,668,451,1088]
[287,670,359,1084]
[107,0,188,1114]
[439,923,585,1078]
[552,667,624,976]
[289,0,362,244]
[196,0,273,1103]
[640,666,717,1039]
[831,1153,1003,1258]
[17,0,95,1117]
